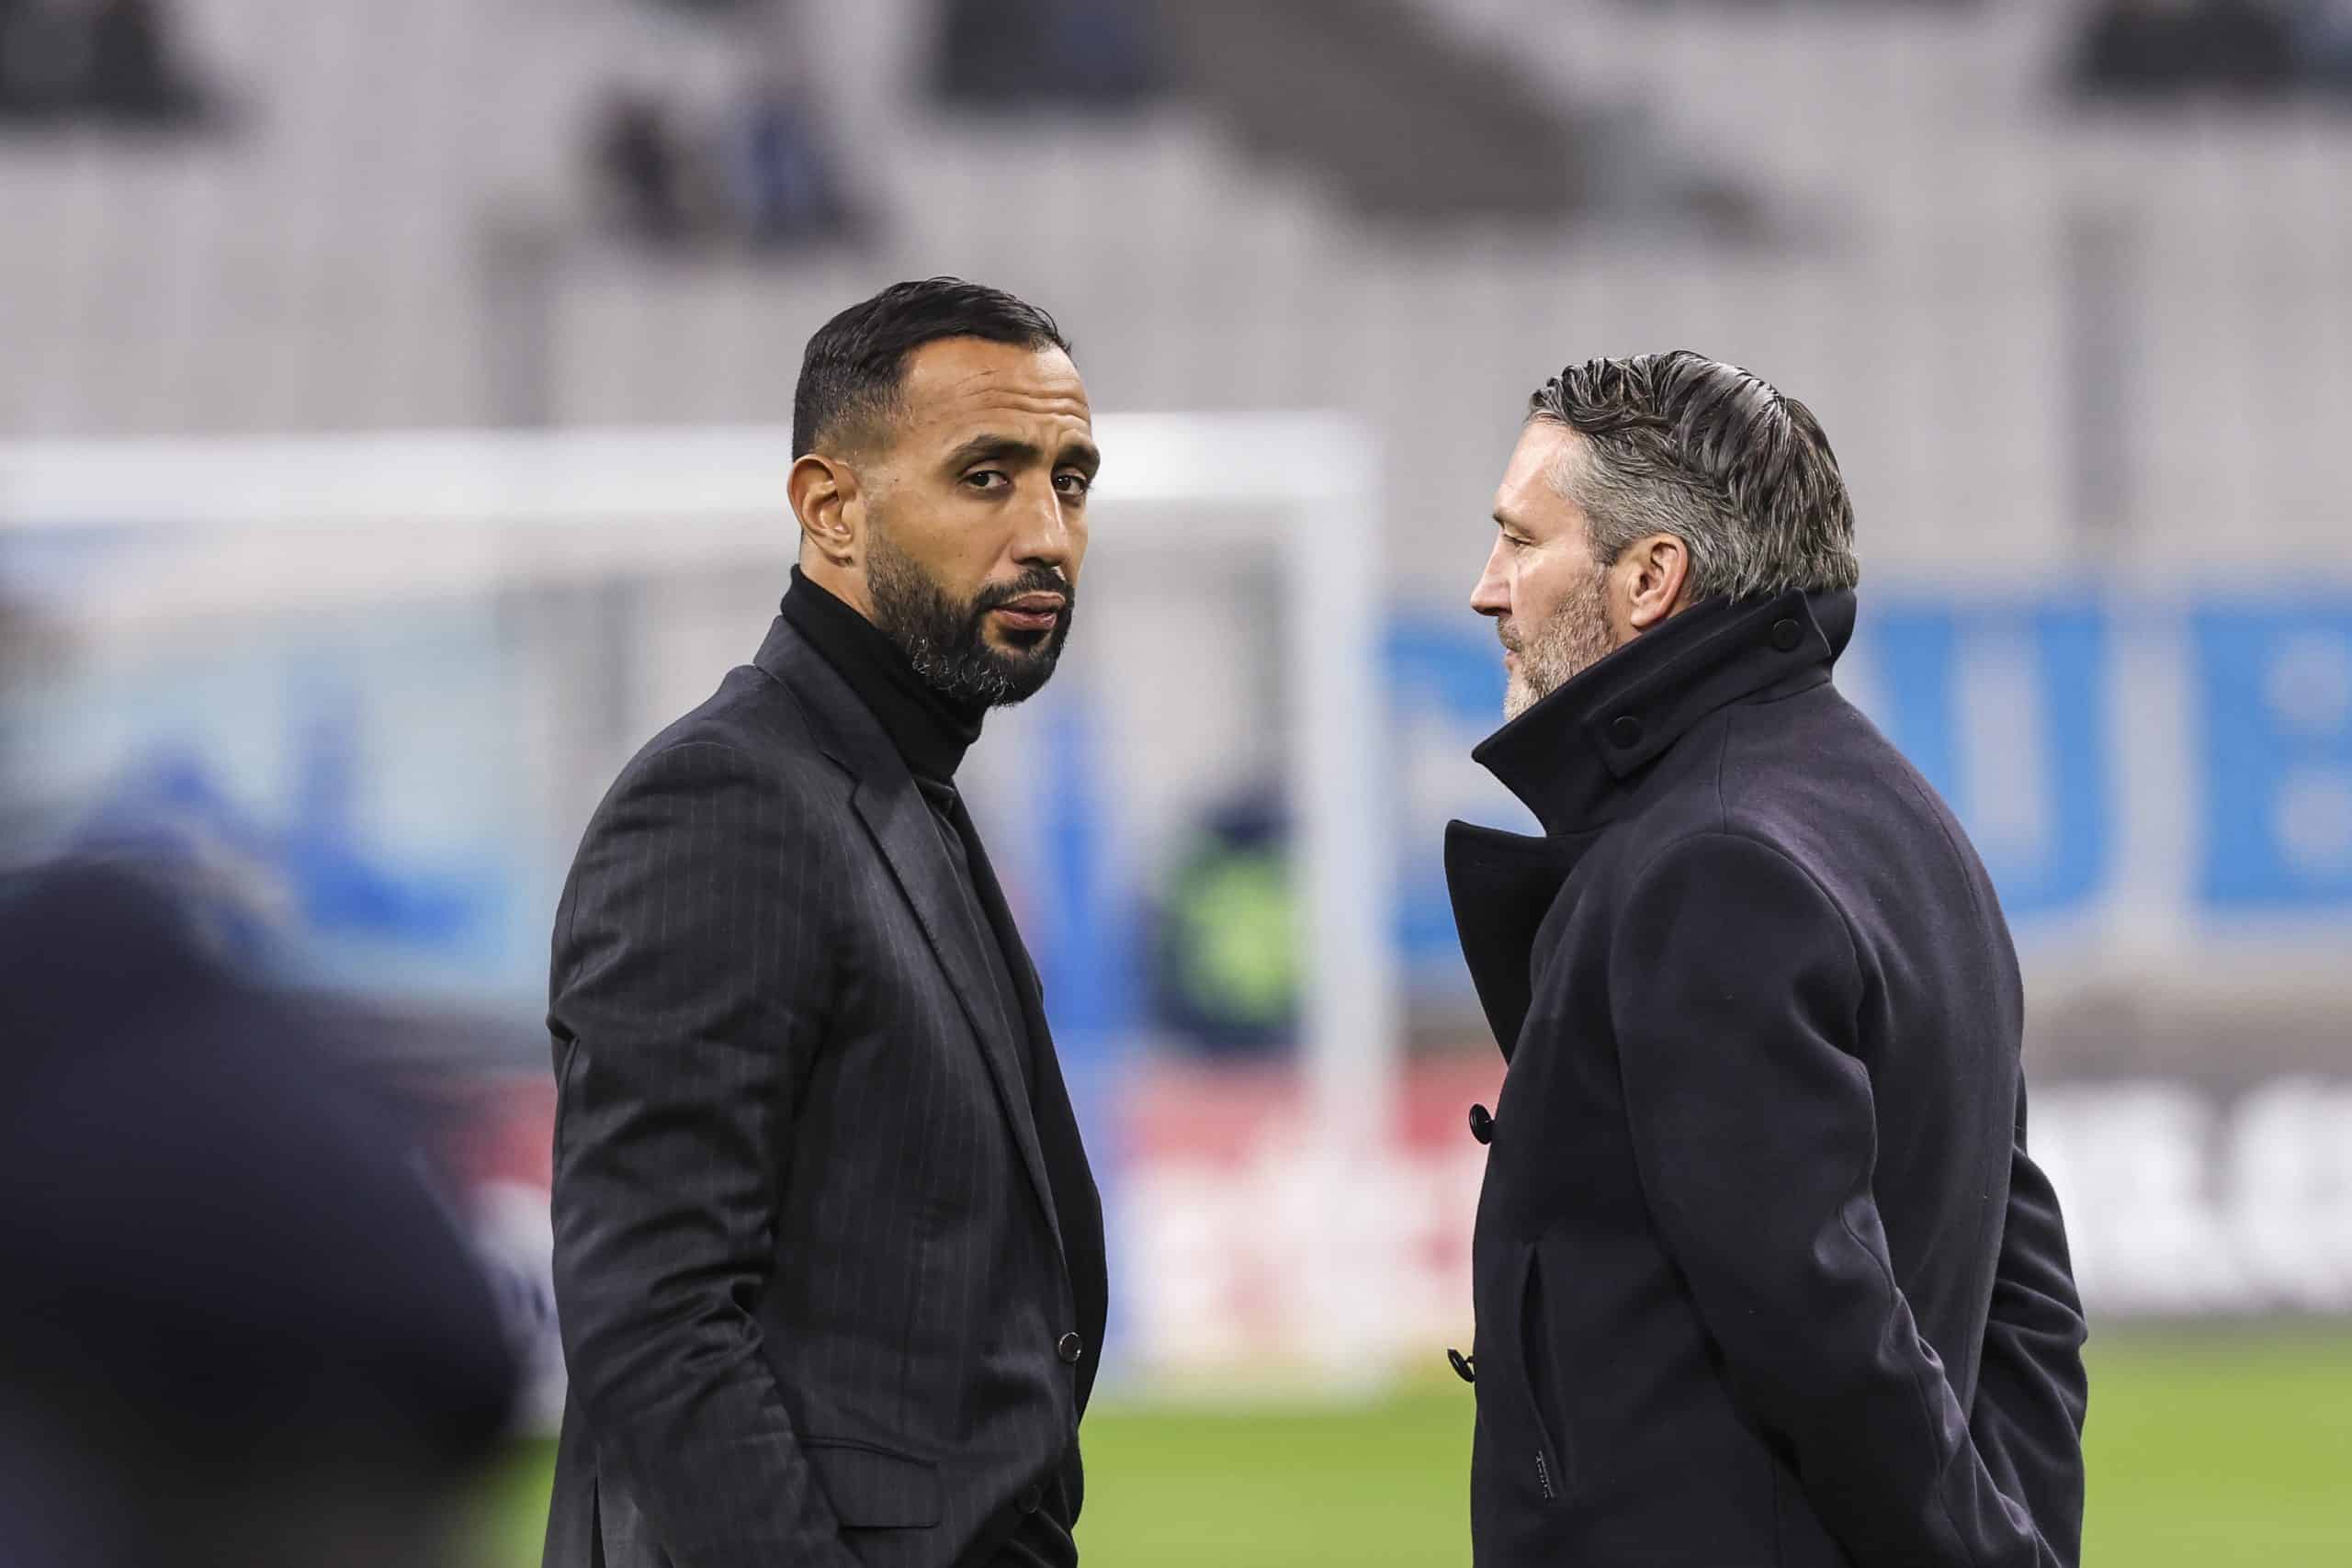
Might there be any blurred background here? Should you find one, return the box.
[4,0,2350,1562]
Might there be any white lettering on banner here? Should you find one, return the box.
[1125,1132,1487,1378]
[1956,625,2055,871]
[2030,1084,2250,1314]
[2227,1081,2352,1311]
[1121,1077,2352,1377]
[2034,1080,2352,1314]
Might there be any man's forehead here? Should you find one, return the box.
[901,338,1091,431]
[1496,423,1579,524]
[1507,420,1577,479]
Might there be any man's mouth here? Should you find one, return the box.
[990,592,1067,634]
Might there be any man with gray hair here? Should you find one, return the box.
[1446,352,2089,1566]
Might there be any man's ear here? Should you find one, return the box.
[789,453,862,568]
[1623,533,1692,632]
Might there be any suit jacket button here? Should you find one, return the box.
[1057,1331,1083,1364]
[1018,1483,1044,1514]
[1468,1103,1495,1145]
[1771,616,1803,652]
[1610,714,1644,749]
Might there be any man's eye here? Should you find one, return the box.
[965,470,1010,491]
[1054,472,1092,498]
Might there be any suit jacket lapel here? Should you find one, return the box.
[850,777,1062,1248]
[948,789,1108,1388]
[754,618,1063,1251]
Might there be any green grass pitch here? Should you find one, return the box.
[476,1331,2352,1565]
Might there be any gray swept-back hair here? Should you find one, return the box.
[1527,351,1860,601]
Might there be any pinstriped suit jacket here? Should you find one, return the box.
[543,616,1108,1568]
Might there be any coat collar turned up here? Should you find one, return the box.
[1474,586,1857,838]
[1444,586,1856,1060]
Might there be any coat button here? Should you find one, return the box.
[1609,715,1644,749]
[1057,1331,1083,1364]
[1448,1347,1476,1383]
[1018,1483,1044,1514]
[1770,617,1803,652]
[1468,1103,1495,1145]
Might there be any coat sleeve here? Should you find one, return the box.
[548,739,860,1568]
[1969,1088,2091,1566]
[1609,831,2060,1568]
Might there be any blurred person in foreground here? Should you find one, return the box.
[544,279,1106,1568]
[1447,353,2088,1567]
[0,859,517,1568]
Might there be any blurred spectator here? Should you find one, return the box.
[0,860,518,1568]
[0,0,90,120]
[1149,792,1300,1055]
[2301,0,2352,83]
[933,0,1164,112]
[85,0,198,123]
[2071,0,2338,99]
[0,0,206,128]
[722,66,856,248]
[593,87,702,247]
[590,0,860,254]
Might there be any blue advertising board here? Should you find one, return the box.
[12,584,2349,1010]
[1390,594,2352,988]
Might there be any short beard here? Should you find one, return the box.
[866,528,1075,708]
[1502,564,1616,722]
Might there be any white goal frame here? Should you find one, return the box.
[0,415,1401,1189]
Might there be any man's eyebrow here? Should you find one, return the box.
[942,434,1102,476]
[944,434,1042,469]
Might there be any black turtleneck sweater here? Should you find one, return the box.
[778,570,1074,1565]
[781,567,986,786]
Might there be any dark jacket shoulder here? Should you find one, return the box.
[620,659,823,787]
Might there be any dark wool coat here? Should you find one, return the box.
[1447,589,2088,1568]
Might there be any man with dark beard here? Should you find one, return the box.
[544,278,1106,1568]
[1449,353,2087,1567]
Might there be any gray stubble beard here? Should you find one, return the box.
[1502,564,1616,723]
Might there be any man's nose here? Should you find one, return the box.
[1470,539,1510,617]
[1012,482,1078,569]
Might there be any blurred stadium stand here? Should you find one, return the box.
[1150,0,1587,221]
[1,0,2346,576]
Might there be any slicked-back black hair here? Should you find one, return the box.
[792,277,1072,458]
